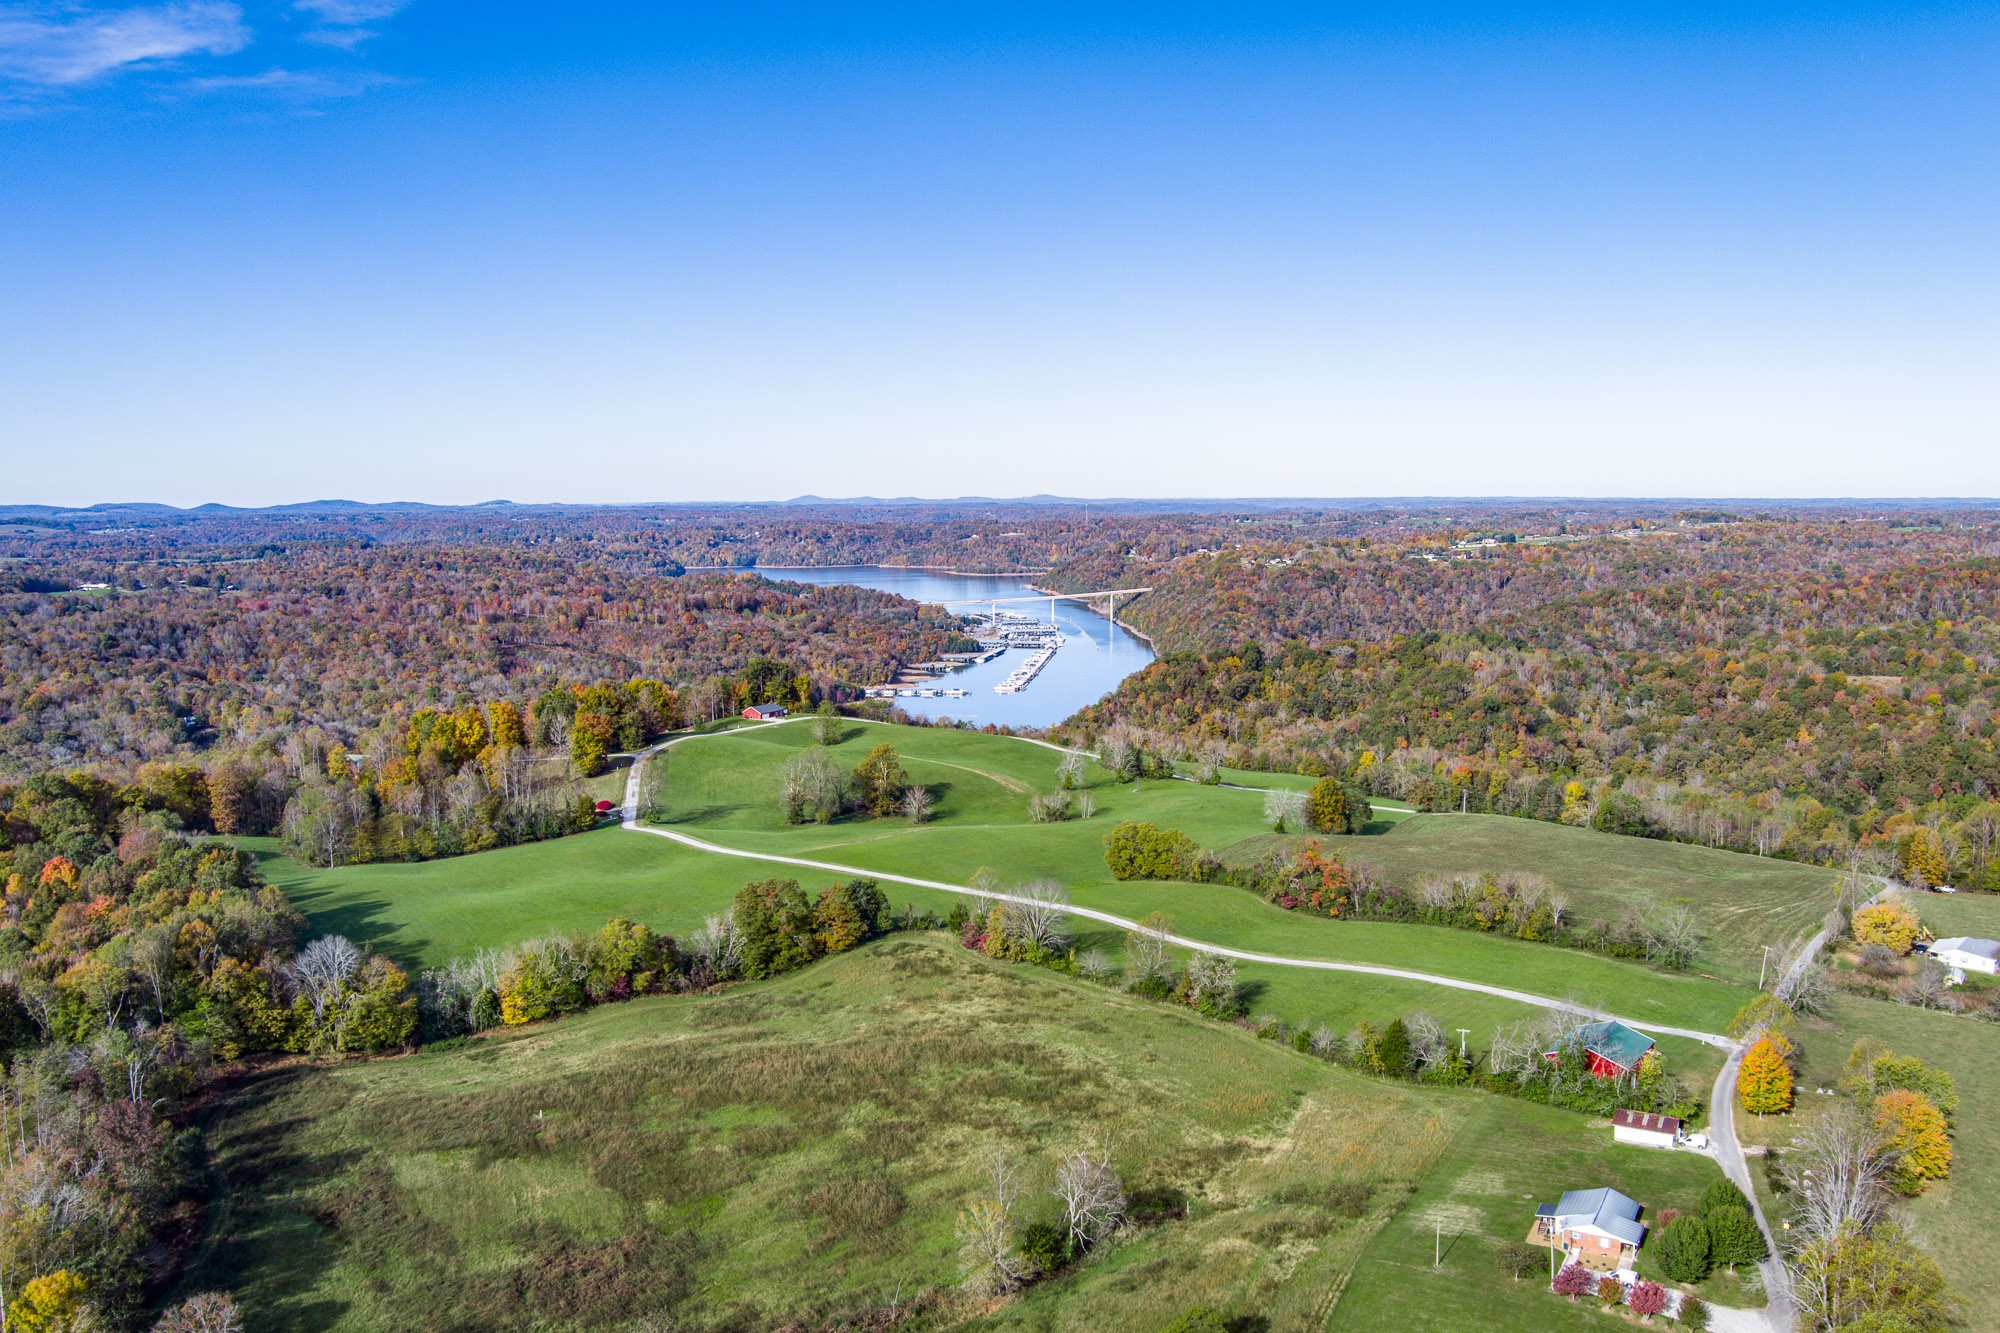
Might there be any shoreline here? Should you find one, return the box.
[690,563,1057,579]
[1026,581,1159,652]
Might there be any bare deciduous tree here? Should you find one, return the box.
[1096,725,1141,781]
[1002,880,1073,953]
[1900,965,1955,1012]
[1027,790,1072,823]
[1264,788,1307,833]
[287,935,361,1022]
[899,785,934,824]
[688,913,743,979]
[1181,952,1238,1011]
[1053,1137,1127,1252]
[1074,790,1096,820]
[1782,1107,1896,1245]
[1123,913,1176,986]
[1056,751,1085,790]
[1076,948,1116,982]
[781,747,849,823]
[1640,904,1703,971]
[153,1292,245,1333]
[1405,1011,1450,1071]
[956,1149,1026,1297]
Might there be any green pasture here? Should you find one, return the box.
[1903,888,2000,941]
[1734,992,2000,1330]
[1313,815,1841,987]
[650,722,1758,1035]
[180,936,1460,1332]
[1329,1094,1752,1332]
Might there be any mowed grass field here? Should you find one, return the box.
[1329,1094,1752,1331]
[651,721,1760,1037]
[254,720,1784,1080]
[1734,991,2000,1330]
[1315,816,1840,987]
[181,937,1466,1332]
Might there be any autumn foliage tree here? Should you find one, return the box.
[1627,1280,1668,1321]
[1739,1037,1796,1115]
[1873,1090,1952,1194]
[1852,902,1922,956]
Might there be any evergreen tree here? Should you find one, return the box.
[1706,1204,1767,1271]
[1370,1018,1412,1075]
[1656,1215,1712,1283]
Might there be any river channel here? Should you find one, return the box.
[759,566,1155,729]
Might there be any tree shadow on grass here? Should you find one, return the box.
[659,803,751,826]
[279,891,433,972]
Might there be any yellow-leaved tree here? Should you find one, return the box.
[1898,828,1950,889]
[1852,902,1921,956]
[1874,1089,1952,1194]
[9,1270,90,1333]
[1738,1037,1795,1115]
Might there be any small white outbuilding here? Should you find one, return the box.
[1612,1109,1681,1149]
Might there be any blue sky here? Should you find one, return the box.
[2,4,1996,505]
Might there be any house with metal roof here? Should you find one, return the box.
[1928,937,2000,977]
[1534,1187,1647,1268]
[1544,1019,1657,1079]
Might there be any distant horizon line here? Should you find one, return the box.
[6,494,2000,516]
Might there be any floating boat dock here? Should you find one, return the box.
[994,640,1062,694]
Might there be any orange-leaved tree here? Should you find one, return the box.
[1738,1037,1795,1115]
[1874,1089,1951,1194]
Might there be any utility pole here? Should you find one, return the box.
[1436,1222,1442,1267]
[1457,1028,1472,1059]
[1759,945,1774,991]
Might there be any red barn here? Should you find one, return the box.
[742,703,790,720]
[1544,1020,1657,1080]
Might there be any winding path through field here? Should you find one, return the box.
[620,723,1789,1331]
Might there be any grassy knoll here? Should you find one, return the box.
[1904,888,2000,940]
[1328,1094,1749,1331]
[1733,993,2000,1329]
[248,830,969,970]
[181,936,1462,1332]
[1313,814,1840,987]
[654,723,1756,1036]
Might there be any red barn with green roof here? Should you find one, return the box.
[1544,1020,1656,1079]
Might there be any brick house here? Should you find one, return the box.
[1534,1187,1646,1267]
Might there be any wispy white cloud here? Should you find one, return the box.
[292,0,402,21]
[292,0,402,48]
[0,2,247,86]
[183,62,392,96]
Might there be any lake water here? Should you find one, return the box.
[760,566,1155,729]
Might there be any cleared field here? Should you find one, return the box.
[178,936,1463,1332]
[1905,889,2000,940]
[1329,1095,1750,1331]
[1317,814,1840,986]
[655,722,1757,1036]
[1735,993,2000,1330]
[247,830,966,970]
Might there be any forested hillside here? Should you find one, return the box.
[0,549,967,775]
[1057,517,2000,885]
